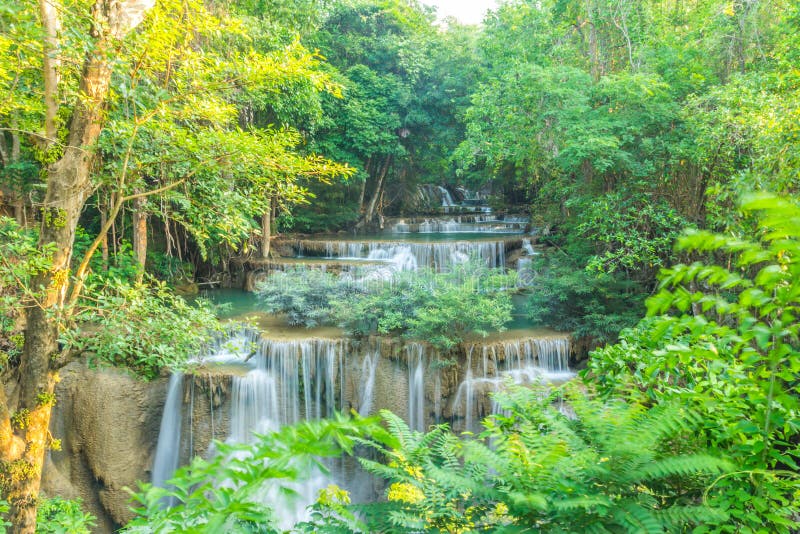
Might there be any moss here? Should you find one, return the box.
[10,408,30,431]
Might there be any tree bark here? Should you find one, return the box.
[11,128,23,225]
[2,1,155,531]
[362,155,391,225]
[261,209,271,259]
[38,0,61,146]
[99,198,109,268]
[358,156,372,213]
[132,194,147,280]
[587,0,600,81]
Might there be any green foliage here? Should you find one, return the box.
[0,499,8,531]
[257,261,515,348]
[527,192,688,344]
[63,279,223,379]
[0,218,53,373]
[588,193,800,532]
[526,250,645,343]
[72,227,141,285]
[334,263,515,349]
[256,269,346,327]
[125,415,384,533]
[361,388,730,533]
[577,193,689,276]
[35,497,96,534]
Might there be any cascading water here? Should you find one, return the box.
[453,346,475,432]
[453,337,573,432]
[407,343,426,432]
[296,239,508,272]
[522,239,535,255]
[438,186,456,210]
[358,350,380,416]
[151,373,184,504]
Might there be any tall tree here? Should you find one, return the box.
[1,2,156,530]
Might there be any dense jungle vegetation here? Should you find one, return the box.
[0,0,798,532]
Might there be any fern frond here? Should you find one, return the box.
[635,454,732,481]
[656,504,729,529]
[612,501,664,534]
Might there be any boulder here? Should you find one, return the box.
[43,362,167,532]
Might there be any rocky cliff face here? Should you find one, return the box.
[42,362,167,532]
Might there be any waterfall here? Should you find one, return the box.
[453,345,476,432]
[407,344,426,432]
[151,373,185,504]
[242,338,346,425]
[358,350,380,416]
[229,370,279,443]
[225,336,348,528]
[522,239,535,255]
[501,337,571,373]
[297,239,508,272]
[453,337,573,431]
[438,186,455,210]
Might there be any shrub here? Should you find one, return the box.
[35,497,96,534]
[361,387,731,533]
[63,279,223,379]
[587,193,800,532]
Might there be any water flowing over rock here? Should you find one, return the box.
[388,215,528,234]
[289,238,515,272]
[452,337,574,432]
[153,330,573,460]
[406,343,426,433]
[151,373,184,506]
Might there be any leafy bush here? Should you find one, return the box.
[63,279,223,379]
[527,193,688,345]
[256,269,347,327]
[360,387,731,533]
[0,218,54,373]
[588,193,800,532]
[333,264,515,349]
[526,254,645,343]
[256,261,515,349]
[576,192,689,278]
[124,415,382,533]
[35,497,96,534]
[72,226,142,285]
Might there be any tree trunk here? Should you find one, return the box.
[132,195,147,280]
[261,209,271,259]
[362,155,391,225]
[358,156,372,213]
[38,0,61,146]
[11,129,23,225]
[587,0,599,81]
[99,199,109,268]
[2,1,155,530]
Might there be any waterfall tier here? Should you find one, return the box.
[388,216,528,234]
[154,331,572,467]
[285,238,520,272]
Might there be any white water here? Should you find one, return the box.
[358,350,380,416]
[151,373,185,505]
[299,240,507,272]
[390,217,526,234]
[522,238,535,255]
[438,186,456,209]
[407,343,426,432]
[453,337,574,432]
[153,331,574,523]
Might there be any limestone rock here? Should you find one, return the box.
[43,362,167,532]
